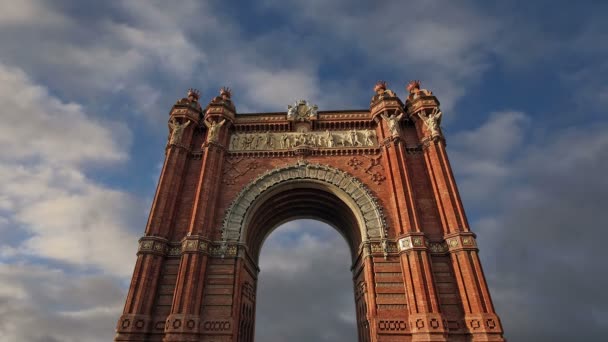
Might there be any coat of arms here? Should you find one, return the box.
[286,100,318,122]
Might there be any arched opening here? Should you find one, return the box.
[225,163,384,341]
[255,219,357,341]
[243,180,363,263]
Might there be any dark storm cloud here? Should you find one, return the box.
[451,116,608,340]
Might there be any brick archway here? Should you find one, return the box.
[221,162,388,256]
[115,83,505,341]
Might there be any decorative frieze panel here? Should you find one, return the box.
[228,129,378,151]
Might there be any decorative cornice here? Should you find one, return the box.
[137,235,240,258]
[397,234,426,252]
[396,233,477,254]
[138,236,169,256]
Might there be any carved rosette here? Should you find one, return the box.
[220,161,388,244]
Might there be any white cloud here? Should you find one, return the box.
[0,63,129,165]
[0,63,140,277]
[0,263,124,342]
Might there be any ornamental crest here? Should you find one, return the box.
[287,100,318,122]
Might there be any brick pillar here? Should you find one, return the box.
[371,81,447,341]
[407,82,505,341]
[163,88,235,342]
[116,90,202,341]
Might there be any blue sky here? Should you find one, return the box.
[0,1,606,341]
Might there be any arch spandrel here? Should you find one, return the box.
[220,161,389,250]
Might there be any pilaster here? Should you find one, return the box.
[406,80,505,341]
[372,81,447,341]
[164,88,236,342]
[116,90,202,341]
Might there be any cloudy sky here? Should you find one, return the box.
[0,0,606,341]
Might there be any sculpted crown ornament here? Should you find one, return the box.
[187,88,200,102]
[406,80,433,101]
[220,86,232,99]
[371,80,397,103]
[286,99,318,122]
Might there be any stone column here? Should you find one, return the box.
[116,90,202,341]
[407,81,505,341]
[164,88,236,342]
[370,81,447,341]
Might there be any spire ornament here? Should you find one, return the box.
[371,80,397,103]
[406,80,433,101]
[187,88,200,102]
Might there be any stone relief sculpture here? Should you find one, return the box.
[168,118,191,145]
[381,110,404,137]
[204,119,226,143]
[228,129,377,151]
[364,129,376,146]
[286,100,318,121]
[418,107,443,137]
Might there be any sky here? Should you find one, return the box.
[0,0,606,341]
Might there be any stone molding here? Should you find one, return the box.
[137,236,239,258]
[220,161,389,244]
[444,232,478,252]
[397,233,476,254]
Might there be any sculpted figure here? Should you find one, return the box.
[325,130,334,148]
[349,129,362,146]
[204,119,226,143]
[230,134,240,150]
[381,110,404,137]
[264,132,274,149]
[256,135,265,149]
[287,104,297,120]
[307,104,318,119]
[418,107,443,137]
[337,133,347,146]
[364,129,376,146]
[168,118,191,145]
[242,135,254,150]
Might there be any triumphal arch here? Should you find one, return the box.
[115,81,505,341]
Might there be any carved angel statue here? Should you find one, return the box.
[381,110,404,137]
[418,107,443,137]
[168,118,191,145]
[204,119,226,143]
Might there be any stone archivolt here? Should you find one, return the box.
[220,161,388,247]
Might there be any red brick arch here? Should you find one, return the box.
[115,85,505,341]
